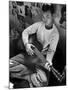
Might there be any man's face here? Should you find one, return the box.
[42,11,53,26]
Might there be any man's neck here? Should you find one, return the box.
[45,24,53,30]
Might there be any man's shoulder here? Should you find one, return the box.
[50,24,59,40]
[33,21,43,26]
[53,24,59,34]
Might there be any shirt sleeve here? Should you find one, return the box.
[22,22,40,46]
[46,33,59,65]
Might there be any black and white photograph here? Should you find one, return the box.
[9,1,66,89]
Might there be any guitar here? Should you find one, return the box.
[30,45,65,82]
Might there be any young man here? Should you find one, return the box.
[22,4,59,70]
[10,4,59,88]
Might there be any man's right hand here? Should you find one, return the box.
[25,43,35,56]
[44,62,52,71]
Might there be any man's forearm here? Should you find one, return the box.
[46,50,55,65]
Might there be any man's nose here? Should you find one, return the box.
[44,19,47,23]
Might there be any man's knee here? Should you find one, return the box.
[9,54,25,68]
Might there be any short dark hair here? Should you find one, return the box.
[42,4,54,14]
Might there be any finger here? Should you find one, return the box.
[31,45,35,50]
[41,50,47,55]
[47,64,51,71]
[45,63,50,71]
[31,44,35,47]
[41,51,46,55]
[28,50,34,56]
[41,49,45,52]
[31,52,34,56]
[28,51,32,55]
[30,49,34,55]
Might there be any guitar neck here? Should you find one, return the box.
[31,46,63,81]
[31,46,47,66]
